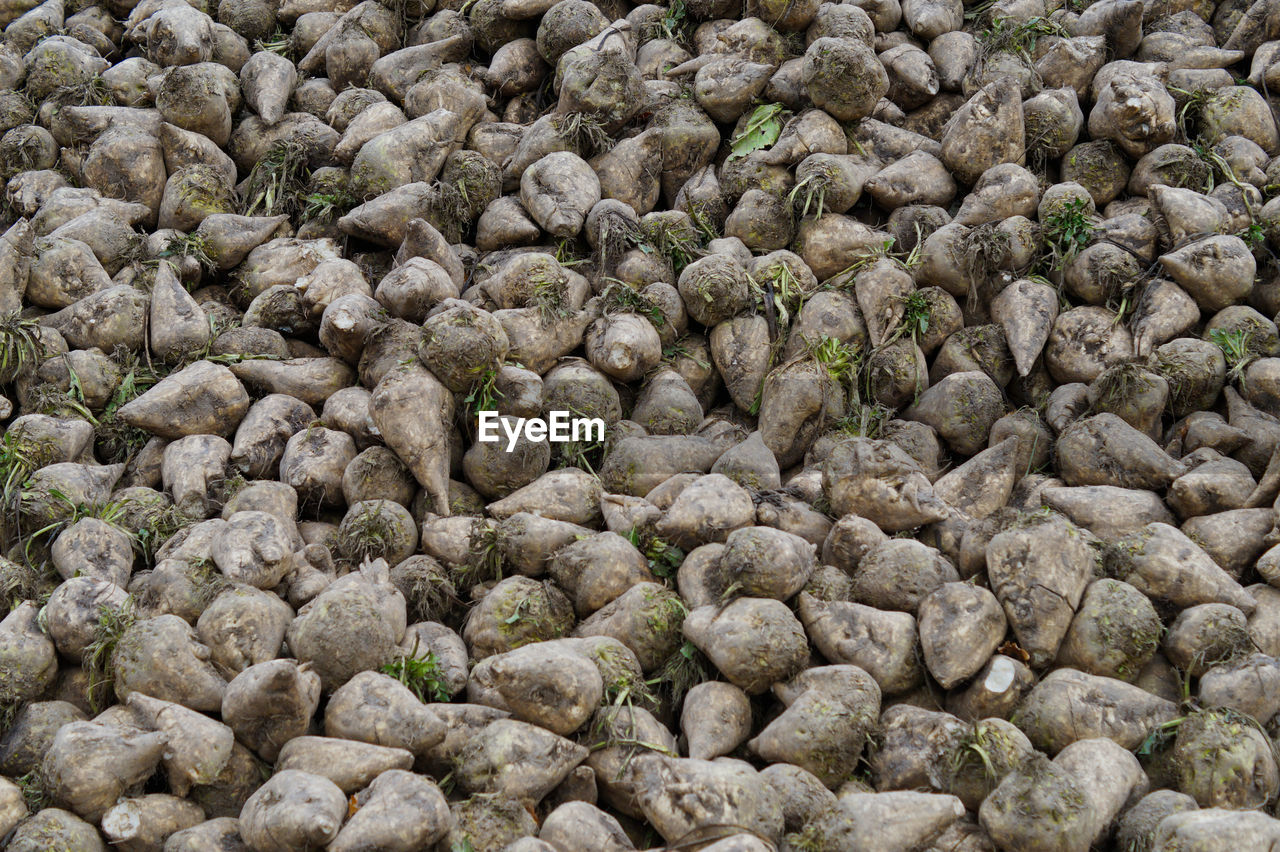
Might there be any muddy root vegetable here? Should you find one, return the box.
[42,720,169,822]
[822,438,949,532]
[371,362,455,516]
[328,770,453,851]
[749,664,880,787]
[238,769,347,852]
[454,718,589,804]
[111,614,227,712]
[221,660,321,762]
[631,754,783,846]
[682,597,808,694]
[117,361,251,440]
[126,692,235,796]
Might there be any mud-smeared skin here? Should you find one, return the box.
[42,721,168,823]
[1015,668,1178,755]
[239,769,346,852]
[979,754,1095,852]
[286,587,397,691]
[986,514,1094,668]
[11,0,1280,842]
[1171,709,1280,810]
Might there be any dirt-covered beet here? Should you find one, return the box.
[6,0,1280,846]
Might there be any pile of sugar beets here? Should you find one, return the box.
[15,0,1280,845]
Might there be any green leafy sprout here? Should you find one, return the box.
[645,640,709,714]
[727,103,788,162]
[1171,89,1216,147]
[596,640,660,711]
[647,0,690,42]
[552,112,614,158]
[552,407,608,475]
[624,527,685,579]
[830,237,900,280]
[241,139,310,218]
[301,188,356,224]
[787,825,825,852]
[460,519,505,589]
[123,499,194,566]
[0,556,58,616]
[889,290,932,345]
[599,279,666,328]
[833,403,896,440]
[525,263,573,325]
[504,596,533,625]
[16,770,49,813]
[662,341,710,370]
[639,216,704,275]
[0,431,53,514]
[1238,221,1267,249]
[977,15,1070,60]
[30,348,166,467]
[1040,196,1097,270]
[381,637,452,703]
[463,367,504,420]
[156,234,215,273]
[21,488,127,561]
[254,30,292,56]
[178,557,234,613]
[1209,326,1259,385]
[0,313,44,381]
[83,597,137,711]
[753,260,807,334]
[554,237,589,267]
[94,350,164,464]
[592,210,643,274]
[554,437,606,475]
[336,501,400,565]
[809,335,861,389]
[1137,717,1184,756]
[788,171,830,221]
[28,369,94,423]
